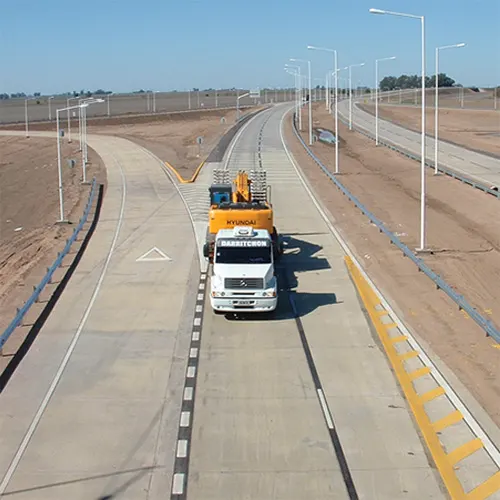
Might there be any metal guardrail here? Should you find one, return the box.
[291,112,500,343]
[341,105,500,198]
[0,177,98,350]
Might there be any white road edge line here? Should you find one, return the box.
[279,106,500,467]
[0,150,128,494]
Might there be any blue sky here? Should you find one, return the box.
[0,0,498,95]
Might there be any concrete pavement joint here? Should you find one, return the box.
[0,151,128,495]
[282,104,500,499]
[170,271,207,500]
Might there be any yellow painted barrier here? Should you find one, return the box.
[164,159,206,184]
[344,255,500,500]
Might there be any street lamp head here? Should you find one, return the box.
[80,103,89,108]
[389,56,396,60]
[369,8,386,14]
[456,43,466,48]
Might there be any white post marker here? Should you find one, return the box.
[434,43,466,174]
[370,7,427,251]
[375,56,396,145]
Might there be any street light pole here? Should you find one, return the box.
[375,56,396,145]
[307,45,339,169]
[434,43,466,174]
[237,91,250,121]
[347,62,365,130]
[56,103,88,222]
[25,98,29,138]
[290,58,313,145]
[67,96,80,143]
[286,64,302,130]
[48,96,54,121]
[370,7,427,251]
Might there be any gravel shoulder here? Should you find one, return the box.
[284,103,500,426]
[359,102,500,157]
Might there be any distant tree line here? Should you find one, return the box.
[379,73,456,91]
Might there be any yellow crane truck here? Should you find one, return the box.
[203,169,283,262]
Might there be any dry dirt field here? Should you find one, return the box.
[92,108,242,178]
[0,136,106,360]
[359,103,500,157]
[285,103,500,426]
[0,108,244,372]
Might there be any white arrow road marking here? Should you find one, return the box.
[136,246,172,262]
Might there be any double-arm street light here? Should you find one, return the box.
[347,62,365,130]
[285,64,303,130]
[290,58,313,145]
[434,43,466,174]
[78,97,105,182]
[66,96,81,143]
[370,7,427,251]
[375,56,396,145]
[307,45,339,173]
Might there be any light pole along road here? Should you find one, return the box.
[285,68,301,127]
[375,56,396,145]
[56,102,88,222]
[347,62,365,130]
[370,7,428,252]
[434,42,466,174]
[308,45,340,174]
[290,57,313,145]
[236,91,249,120]
[285,63,303,131]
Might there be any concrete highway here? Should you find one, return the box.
[184,104,445,499]
[337,98,500,188]
[0,105,448,499]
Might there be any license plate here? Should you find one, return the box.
[236,300,252,306]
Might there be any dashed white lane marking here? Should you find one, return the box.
[183,387,193,401]
[176,440,188,458]
[193,317,201,327]
[187,366,196,378]
[189,348,198,358]
[192,331,200,341]
[195,305,203,313]
[180,412,190,427]
[172,473,185,495]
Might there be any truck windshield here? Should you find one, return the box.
[215,247,272,264]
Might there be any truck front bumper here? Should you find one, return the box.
[210,295,277,313]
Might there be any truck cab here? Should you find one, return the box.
[209,226,278,313]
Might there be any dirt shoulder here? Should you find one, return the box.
[359,103,500,157]
[0,136,106,360]
[91,109,251,179]
[284,103,500,426]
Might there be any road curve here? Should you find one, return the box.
[0,133,199,498]
[337,98,500,188]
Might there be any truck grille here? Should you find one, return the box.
[224,277,264,290]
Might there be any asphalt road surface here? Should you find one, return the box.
[337,98,500,188]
